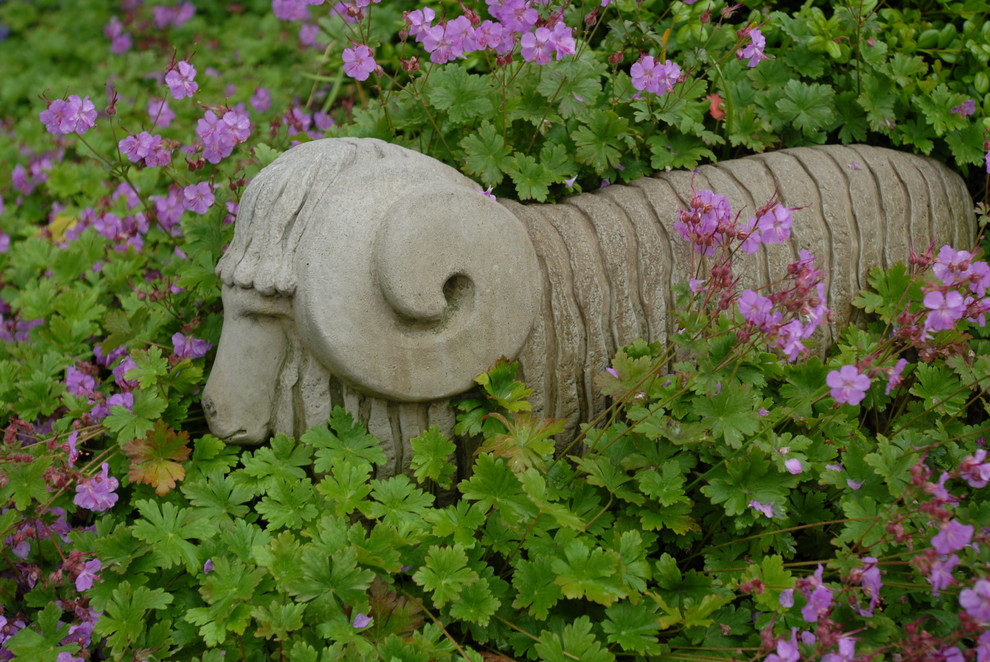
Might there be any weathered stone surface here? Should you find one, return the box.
[202,138,974,476]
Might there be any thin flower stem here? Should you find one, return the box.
[399,588,476,662]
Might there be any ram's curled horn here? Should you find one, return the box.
[289,139,542,402]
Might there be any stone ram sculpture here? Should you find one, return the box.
[201,137,974,476]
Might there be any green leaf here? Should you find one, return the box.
[316,458,374,516]
[448,577,500,626]
[916,84,969,136]
[127,346,169,389]
[551,539,626,606]
[572,109,631,171]
[853,263,917,320]
[479,413,563,472]
[252,598,307,641]
[535,616,615,662]
[693,384,761,448]
[256,478,320,530]
[1,456,53,510]
[290,545,374,606]
[185,556,265,646]
[512,555,562,620]
[254,142,283,168]
[647,132,716,171]
[427,67,495,124]
[602,601,662,655]
[362,474,434,529]
[910,362,969,416]
[303,407,386,470]
[131,499,215,571]
[410,426,457,489]
[424,500,488,548]
[237,434,313,493]
[3,603,72,659]
[412,545,479,608]
[535,53,605,118]
[103,389,167,445]
[864,434,916,498]
[182,469,254,522]
[474,358,534,411]
[92,581,173,658]
[461,121,511,187]
[741,555,794,612]
[774,80,836,137]
[518,468,585,530]
[507,152,554,202]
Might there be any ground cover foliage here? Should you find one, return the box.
[1,0,990,659]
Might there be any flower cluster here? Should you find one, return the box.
[672,189,828,362]
[165,60,198,100]
[400,2,576,67]
[73,462,119,512]
[630,55,681,96]
[39,95,97,136]
[195,107,251,164]
[118,131,174,167]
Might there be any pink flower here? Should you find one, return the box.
[251,87,272,113]
[739,290,773,326]
[822,637,857,662]
[802,585,833,622]
[272,0,312,21]
[148,98,175,128]
[923,290,966,333]
[172,332,212,359]
[737,27,769,67]
[66,366,97,397]
[405,7,436,41]
[885,358,908,395]
[630,55,680,95]
[927,554,960,596]
[933,245,972,286]
[521,27,554,65]
[931,520,973,555]
[73,463,119,512]
[960,579,990,623]
[766,628,799,662]
[959,450,990,488]
[950,99,975,117]
[749,499,775,518]
[165,60,198,99]
[757,204,792,243]
[784,458,803,475]
[826,365,870,405]
[183,182,215,214]
[75,558,102,591]
[40,95,97,135]
[353,613,373,628]
[342,44,377,81]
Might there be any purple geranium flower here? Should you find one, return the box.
[74,463,119,512]
[960,579,990,623]
[75,558,102,591]
[342,44,377,81]
[172,332,212,359]
[165,60,198,99]
[931,519,974,555]
[183,182,215,214]
[826,365,870,405]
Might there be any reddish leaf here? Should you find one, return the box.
[707,93,725,120]
[123,420,191,496]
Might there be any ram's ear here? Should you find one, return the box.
[294,181,541,402]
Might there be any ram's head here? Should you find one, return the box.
[201,138,541,445]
